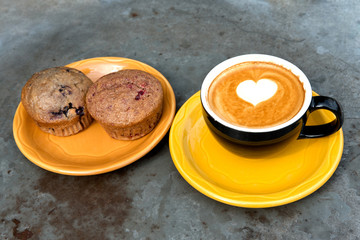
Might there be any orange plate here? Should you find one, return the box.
[13,57,176,176]
[169,91,344,208]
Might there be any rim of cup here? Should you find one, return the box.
[200,54,313,133]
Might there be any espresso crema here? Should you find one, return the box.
[208,61,305,128]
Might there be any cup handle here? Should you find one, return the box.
[298,96,344,139]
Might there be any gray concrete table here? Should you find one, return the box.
[1,0,359,239]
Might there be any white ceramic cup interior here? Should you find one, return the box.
[201,54,313,133]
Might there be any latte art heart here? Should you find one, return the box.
[236,79,278,106]
[208,61,305,128]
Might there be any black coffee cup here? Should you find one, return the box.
[200,54,344,146]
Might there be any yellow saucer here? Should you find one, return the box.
[13,57,176,176]
[169,91,343,208]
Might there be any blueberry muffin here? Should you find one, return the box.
[21,67,93,136]
[86,69,163,140]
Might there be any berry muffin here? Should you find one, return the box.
[86,69,163,140]
[21,67,93,136]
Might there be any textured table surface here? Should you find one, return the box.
[1,0,359,239]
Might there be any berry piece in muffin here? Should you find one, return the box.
[21,67,93,136]
[86,69,163,140]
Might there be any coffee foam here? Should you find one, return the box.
[236,79,278,106]
[208,61,305,128]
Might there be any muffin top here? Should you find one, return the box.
[86,69,163,126]
[21,67,93,124]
